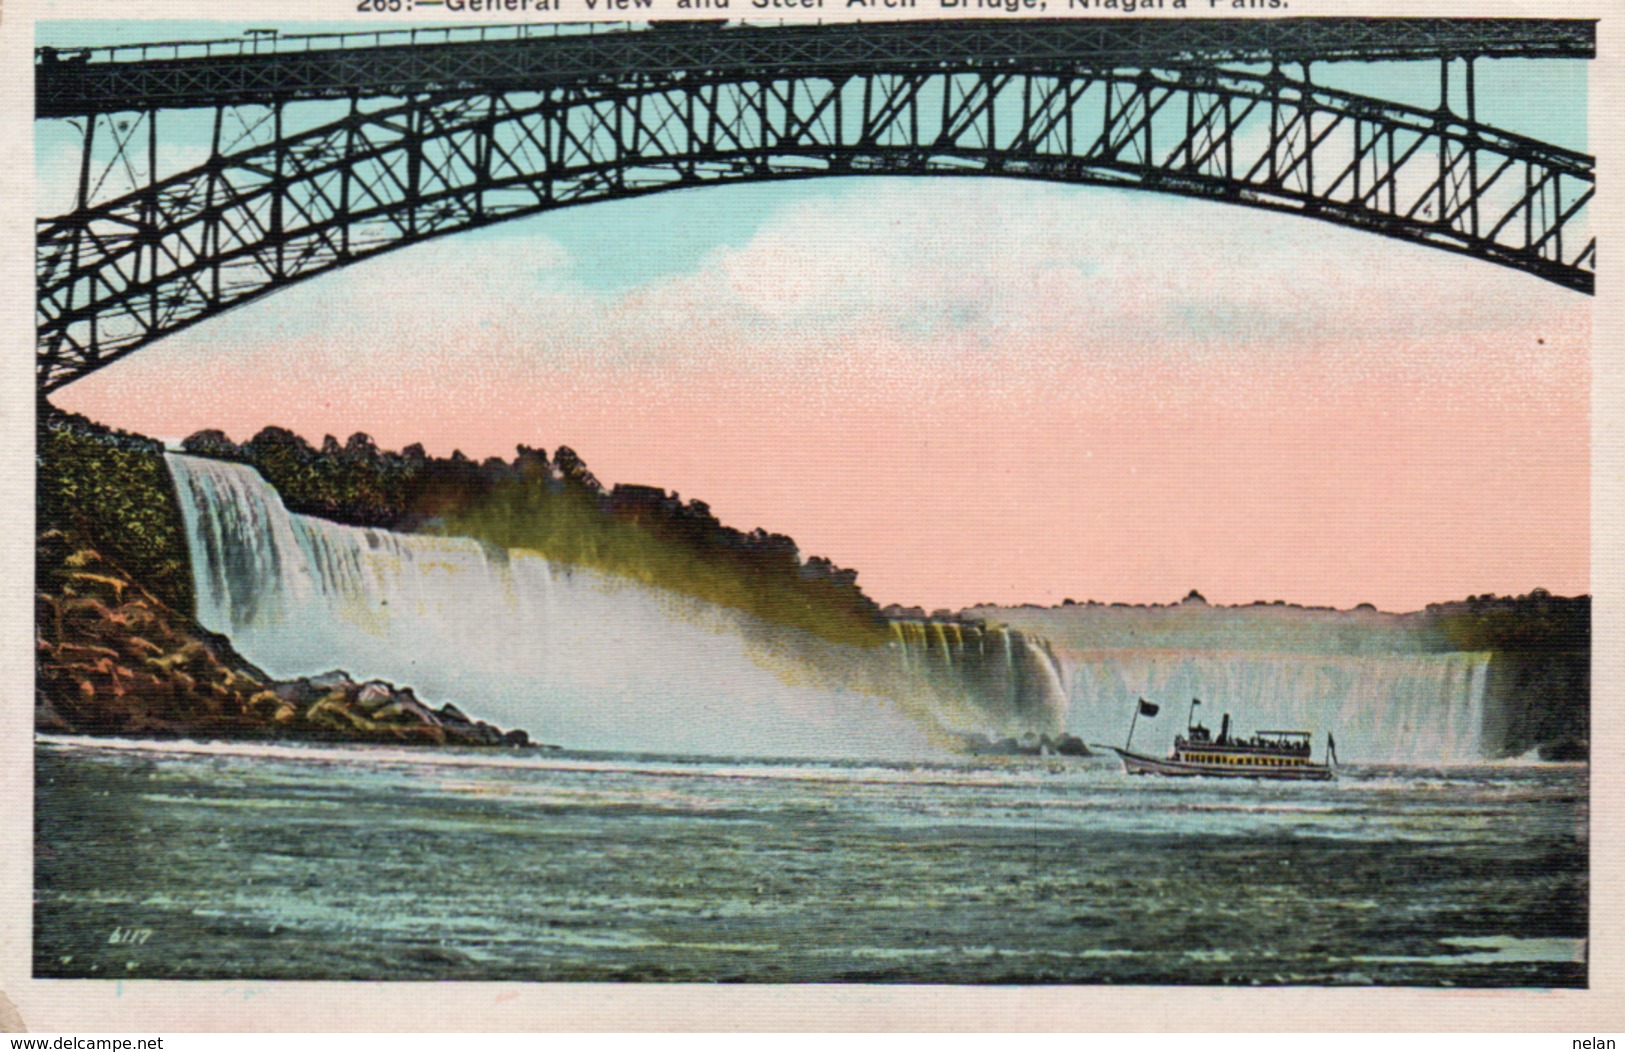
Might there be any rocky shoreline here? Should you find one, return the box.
[35,532,534,748]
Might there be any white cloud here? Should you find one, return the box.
[651,178,1580,356]
[80,176,1585,399]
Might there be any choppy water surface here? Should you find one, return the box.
[35,738,1586,986]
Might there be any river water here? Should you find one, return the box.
[34,737,1586,986]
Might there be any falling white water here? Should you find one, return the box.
[166,453,961,759]
[164,453,1492,764]
[1057,649,1491,763]
[166,453,1078,757]
[885,619,1068,738]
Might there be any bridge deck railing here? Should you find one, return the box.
[37,21,643,66]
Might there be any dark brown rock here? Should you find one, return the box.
[36,545,535,749]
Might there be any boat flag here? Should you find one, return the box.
[1125,698,1159,750]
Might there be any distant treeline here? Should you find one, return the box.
[180,426,889,648]
[971,587,1588,656]
[1424,591,1589,654]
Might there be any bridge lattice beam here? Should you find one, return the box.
[37,59,1594,392]
[37,18,1596,117]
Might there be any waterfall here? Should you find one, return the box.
[165,454,1064,758]
[1056,649,1492,763]
[885,618,1067,737]
[164,452,1495,764]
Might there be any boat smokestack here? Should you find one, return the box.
[1219,713,1231,744]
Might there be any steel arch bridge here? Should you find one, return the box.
[36,18,1595,394]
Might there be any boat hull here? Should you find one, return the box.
[1106,747,1335,781]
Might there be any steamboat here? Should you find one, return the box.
[1099,698,1337,781]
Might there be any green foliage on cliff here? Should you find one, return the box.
[183,428,890,649]
[38,410,193,613]
[1426,590,1589,653]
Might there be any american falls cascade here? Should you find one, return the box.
[164,453,1067,758]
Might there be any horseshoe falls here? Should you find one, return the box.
[164,453,1065,758]
[1054,650,1490,763]
[962,600,1542,764]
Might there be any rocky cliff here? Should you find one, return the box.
[36,532,530,746]
[36,411,532,746]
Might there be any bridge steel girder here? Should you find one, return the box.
[36,18,1596,118]
[37,49,1594,393]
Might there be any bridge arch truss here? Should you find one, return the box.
[36,20,1596,393]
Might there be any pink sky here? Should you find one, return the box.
[54,181,1591,613]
